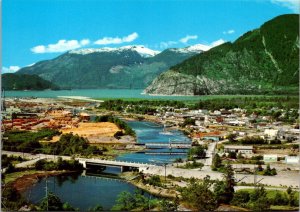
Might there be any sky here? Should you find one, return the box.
[2,0,299,73]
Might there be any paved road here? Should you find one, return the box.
[140,165,299,187]
[204,141,217,166]
[3,151,299,188]
[2,151,154,168]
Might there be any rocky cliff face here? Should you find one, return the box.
[144,70,260,95]
[145,14,299,95]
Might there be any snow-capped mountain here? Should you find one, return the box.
[169,44,211,54]
[69,45,160,58]
[16,44,200,89]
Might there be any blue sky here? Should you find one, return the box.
[2,0,299,72]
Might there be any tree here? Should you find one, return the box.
[160,199,177,211]
[231,190,250,208]
[39,192,64,211]
[227,134,237,142]
[88,204,103,211]
[112,190,154,211]
[62,202,77,211]
[214,164,235,204]
[188,145,206,160]
[211,154,222,170]
[112,191,135,211]
[248,185,270,211]
[5,163,16,173]
[263,164,277,176]
[228,151,237,159]
[181,176,217,211]
[272,192,288,205]
[145,175,162,187]
[286,187,298,207]
[2,185,27,210]
[237,152,244,159]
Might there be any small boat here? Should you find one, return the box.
[159,124,173,135]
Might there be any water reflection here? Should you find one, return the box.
[24,171,154,210]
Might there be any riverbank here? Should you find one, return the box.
[6,170,77,192]
[120,172,179,199]
[121,114,190,136]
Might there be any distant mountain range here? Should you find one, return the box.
[7,14,299,95]
[15,45,206,89]
[2,73,58,90]
[145,14,299,95]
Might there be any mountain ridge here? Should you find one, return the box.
[15,45,207,89]
[2,73,59,90]
[145,14,299,95]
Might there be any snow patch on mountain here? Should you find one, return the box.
[69,45,160,57]
[170,44,211,54]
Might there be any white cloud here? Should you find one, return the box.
[80,39,90,46]
[223,29,235,35]
[94,32,138,45]
[271,0,299,13]
[122,32,138,42]
[160,41,177,49]
[179,35,198,43]
[2,66,20,73]
[31,39,90,53]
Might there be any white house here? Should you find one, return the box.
[285,156,299,164]
[264,129,278,140]
[263,154,278,163]
[224,145,253,154]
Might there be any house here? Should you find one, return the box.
[79,112,90,122]
[263,154,278,163]
[3,106,21,119]
[193,131,223,141]
[224,145,253,154]
[285,156,299,164]
[264,129,278,140]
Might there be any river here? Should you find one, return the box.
[23,121,190,210]
[23,172,154,211]
[117,120,191,164]
[5,89,201,100]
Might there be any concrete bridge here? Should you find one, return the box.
[143,142,192,149]
[77,158,155,172]
[2,151,155,173]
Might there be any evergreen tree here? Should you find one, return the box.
[214,164,235,204]
[211,154,222,170]
[181,176,217,211]
[248,185,270,211]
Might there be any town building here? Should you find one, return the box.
[224,145,254,154]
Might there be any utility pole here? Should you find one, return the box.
[164,163,167,182]
[254,166,257,186]
[45,176,48,211]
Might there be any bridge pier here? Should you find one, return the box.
[79,160,87,169]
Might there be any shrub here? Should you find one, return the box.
[228,151,237,159]
[231,190,250,207]
[145,175,162,187]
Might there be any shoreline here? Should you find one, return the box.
[9,170,78,193]
[127,179,179,198]
[58,96,104,102]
